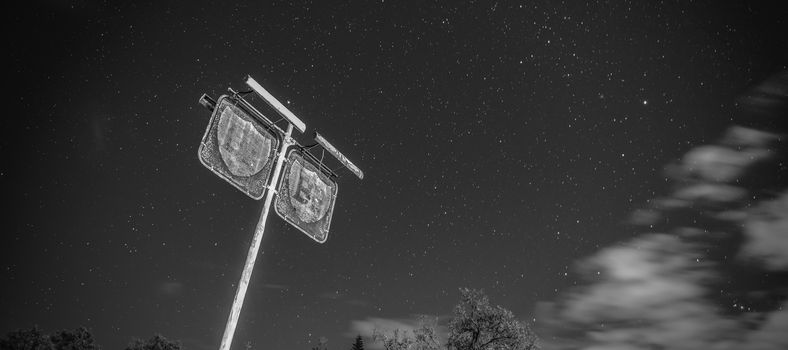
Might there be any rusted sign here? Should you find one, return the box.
[274,150,338,243]
[198,95,280,199]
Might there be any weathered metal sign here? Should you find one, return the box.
[198,95,280,199]
[274,150,338,243]
[314,132,364,180]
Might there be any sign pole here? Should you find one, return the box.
[219,124,295,350]
[198,76,363,350]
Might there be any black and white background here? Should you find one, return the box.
[4,1,787,349]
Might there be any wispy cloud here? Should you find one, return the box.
[347,317,419,350]
[738,193,788,270]
[743,303,788,350]
[540,72,788,349]
[178,336,215,350]
[540,196,788,349]
[541,234,742,349]
[347,316,449,350]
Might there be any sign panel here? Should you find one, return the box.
[275,150,338,243]
[198,95,280,199]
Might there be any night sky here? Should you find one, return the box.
[4,1,787,350]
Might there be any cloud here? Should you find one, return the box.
[178,337,215,350]
[349,317,419,336]
[542,72,788,349]
[681,144,771,183]
[548,234,741,349]
[629,126,782,231]
[547,188,787,348]
[348,317,419,350]
[539,229,788,349]
[743,302,788,350]
[672,183,747,207]
[738,191,788,270]
[736,71,788,129]
[347,316,448,350]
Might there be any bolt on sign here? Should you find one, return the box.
[198,95,280,199]
[274,150,338,243]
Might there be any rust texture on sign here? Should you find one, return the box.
[274,150,338,243]
[198,95,280,199]
[217,107,273,177]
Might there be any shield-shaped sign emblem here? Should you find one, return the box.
[275,150,338,243]
[198,95,280,199]
[217,107,272,177]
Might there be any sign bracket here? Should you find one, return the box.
[313,132,364,180]
[245,76,307,134]
[227,88,287,137]
[199,94,217,112]
[297,145,338,178]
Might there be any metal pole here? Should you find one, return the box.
[219,124,295,350]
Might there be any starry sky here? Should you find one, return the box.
[4,1,787,350]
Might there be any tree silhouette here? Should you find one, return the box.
[50,327,98,350]
[0,327,53,350]
[310,336,328,350]
[124,335,180,350]
[372,316,440,350]
[411,317,441,350]
[1,327,101,350]
[1,328,184,350]
[447,288,538,350]
[350,335,364,350]
[372,329,412,350]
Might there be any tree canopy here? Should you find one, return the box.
[0,328,181,350]
[373,289,539,350]
[0,327,53,350]
[447,288,538,350]
[124,335,180,350]
[0,327,99,350]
